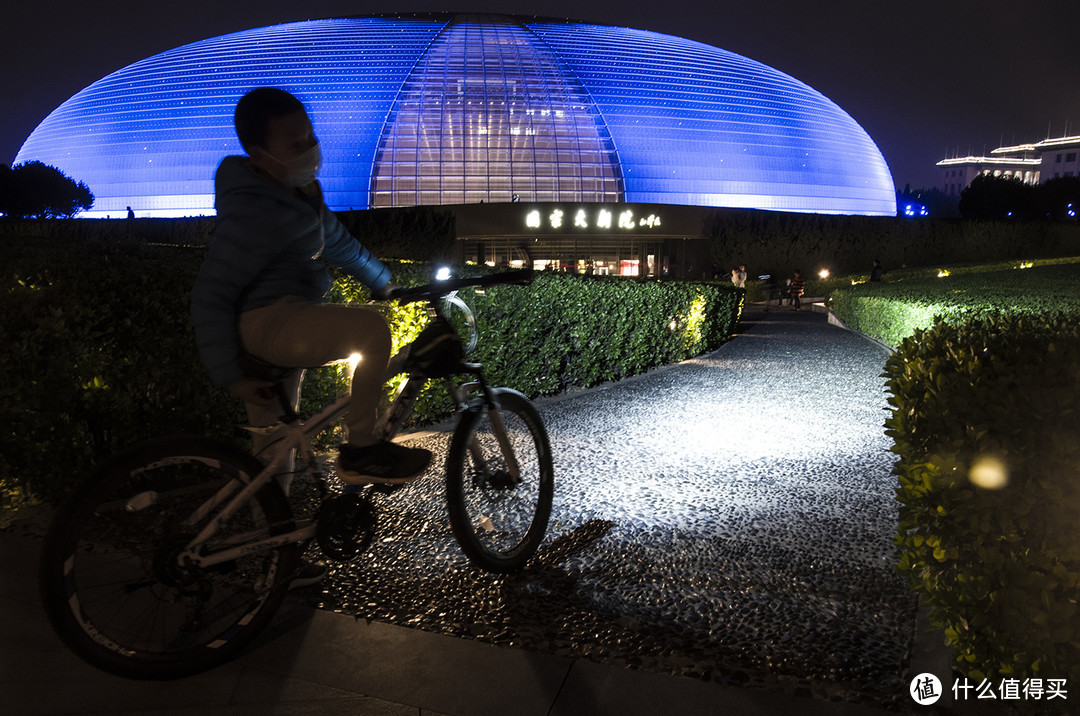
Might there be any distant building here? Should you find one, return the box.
[937,135,1080,196]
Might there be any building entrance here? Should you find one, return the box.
[451,202,713,280]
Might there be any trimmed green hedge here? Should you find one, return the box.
[465,272,739,394]
[885,313,1080,683]
[836,258,1080,682]
[1,235,236,503]
[706,209,1080,283]
[2,233,741,503]
[829,258,1080,346]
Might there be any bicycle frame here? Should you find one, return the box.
[176,392,350,569]
[176,364,519,570]
[174,272,536,570]
[39,270,547,682]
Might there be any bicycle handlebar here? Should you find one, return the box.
[390,269,534,305]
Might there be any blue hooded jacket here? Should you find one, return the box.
[191,156,391,388]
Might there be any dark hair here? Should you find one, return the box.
[234,87,306,150]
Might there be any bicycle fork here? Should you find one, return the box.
[379,368,520,482]
[448,374,521,483]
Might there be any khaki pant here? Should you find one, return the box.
[238,297,392,457]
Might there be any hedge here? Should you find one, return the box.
[885,313,1080,685]
[706,210,1080,283]
[465,272,739,394]
[1,232,741,503]
[828,258,1080,347]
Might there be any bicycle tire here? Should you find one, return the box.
[446,389,553,572]
[39,435,299,679]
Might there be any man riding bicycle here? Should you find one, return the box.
[190,87,432,489]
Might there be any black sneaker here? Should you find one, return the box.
[288,559,328,590]
[337,440,433,485]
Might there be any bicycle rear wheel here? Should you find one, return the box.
[39,436,298,679]
[446,389,553,572]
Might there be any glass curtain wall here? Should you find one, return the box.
[370,16,624,207]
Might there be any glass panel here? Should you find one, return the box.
[370,17,623,206]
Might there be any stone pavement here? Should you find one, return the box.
[1,303,951,715]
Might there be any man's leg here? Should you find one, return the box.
[238,297,429,484]
[239,297,392,443]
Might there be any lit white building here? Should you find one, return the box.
[938,135,1080,196]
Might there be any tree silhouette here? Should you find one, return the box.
[958,174,1037,220]
[1036,176,1080,220]
[898,185,959,218]
[0,161,94,218]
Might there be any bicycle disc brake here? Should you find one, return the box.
[316,494,376,560]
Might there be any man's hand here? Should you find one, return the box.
[373,283,400,301]
[227,376,277,407]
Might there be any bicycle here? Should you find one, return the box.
[38,269,554,679]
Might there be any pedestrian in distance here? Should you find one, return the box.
[731,264,747,288]
[870,258,885,282]
[789,269,805,310]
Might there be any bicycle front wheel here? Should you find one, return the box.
[446,388,553,572]
[39,436,298,679]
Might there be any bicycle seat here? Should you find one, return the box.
[237,352,297,382]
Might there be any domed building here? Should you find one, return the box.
[16,13,894,220]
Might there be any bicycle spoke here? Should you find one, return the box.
[40,437,296,678]
[447,390,553,572]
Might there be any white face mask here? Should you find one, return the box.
[263,142,321,188]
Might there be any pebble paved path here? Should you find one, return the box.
[315,305,918,710]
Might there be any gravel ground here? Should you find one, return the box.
[309,305,917,711]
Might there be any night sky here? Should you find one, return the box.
[4,0,1080,191]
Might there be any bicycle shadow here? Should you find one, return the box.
[530,517,615,570]
[238,520,618,678]
[494,517,698,653]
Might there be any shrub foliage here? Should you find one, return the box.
[1,162,94,219]
[705,209,1080,286]
[885,313,1080,683]
[829,258,1080,347]
[1,229,740,502]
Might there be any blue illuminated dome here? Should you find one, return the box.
[15,14,896,217]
